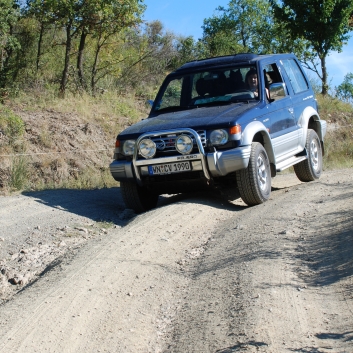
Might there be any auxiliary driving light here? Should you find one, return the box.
[139,139,156,159]
[175,134,193,154]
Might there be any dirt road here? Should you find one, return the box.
[0,170,352,353]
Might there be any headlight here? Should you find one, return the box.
[123,140,136,155]
[210,129,228,145]
[175,134,193,154]
[139,139,156,159]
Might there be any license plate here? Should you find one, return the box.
[148,161,191,175]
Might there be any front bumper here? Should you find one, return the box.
[110,145,251,182]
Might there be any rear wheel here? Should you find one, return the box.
[120,181,159,214]
[236,142,271,206]
[294,129,322,182]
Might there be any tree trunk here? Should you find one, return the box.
[77,30,87,91]
[59,22,72,98]
[0,25,14,91]
[36,23,44,72]
[91,33,102,95]
[320,55,328,95]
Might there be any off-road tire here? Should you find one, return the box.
[236,142,271,206]
[120,181,159,214]
[294,129,322,182]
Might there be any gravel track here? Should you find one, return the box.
[0,170,352,353]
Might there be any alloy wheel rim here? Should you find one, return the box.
[310,139,319,171]
[257,155,268,191]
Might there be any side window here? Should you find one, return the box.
[281,59,309,93]
[264,63,282,86]
[264,63,287,101]
[192,72,205,98]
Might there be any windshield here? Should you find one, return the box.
[153,65,259,112]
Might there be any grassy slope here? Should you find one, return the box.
[0,92,149,194]
[317,95,353,170]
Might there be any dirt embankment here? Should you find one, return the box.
[0,170,352,353]
[0,108,122,191]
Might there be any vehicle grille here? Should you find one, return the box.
[150,130,206,153]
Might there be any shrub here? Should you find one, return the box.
[0,107,25,144]
[9,156,29,190]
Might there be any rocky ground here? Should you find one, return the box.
[0,170,352,352]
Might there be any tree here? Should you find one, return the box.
[0,0,20,92]
[168,36,200,69]
[26,0,86,96]
[26,0,145,96]
[336,73,353,104]
[202,0,273,55]
[86,0,145,94]
[25,0,54,73]
[113,21,177,92]
[271,0,353,95]
[201,0,310,58]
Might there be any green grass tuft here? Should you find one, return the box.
[0,106,25,144]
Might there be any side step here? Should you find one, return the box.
[276,155,307,172]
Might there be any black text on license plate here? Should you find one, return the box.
[148,162,191,175]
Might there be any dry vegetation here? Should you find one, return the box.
[0,93,352,195]
[317,94,353,169]
[0,91,149,194]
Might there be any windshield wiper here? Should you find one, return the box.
[195,100,236,107]
[153,105,197,114]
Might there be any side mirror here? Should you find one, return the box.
[269,82,286,102]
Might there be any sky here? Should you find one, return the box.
[142,0,353,90]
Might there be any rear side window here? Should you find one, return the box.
[281,59,309,93]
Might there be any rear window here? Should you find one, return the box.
[281,59,309,94]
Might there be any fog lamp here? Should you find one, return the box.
[175,134,193,154]
[139,139,156,159]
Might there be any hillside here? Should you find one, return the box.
[0,94,149,193]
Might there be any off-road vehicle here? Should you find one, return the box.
[110,53,327,213]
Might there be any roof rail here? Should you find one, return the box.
[176,53,260,71]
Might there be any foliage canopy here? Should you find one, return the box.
[0,0,352,102]
[336,73,353,104]
[271,0,353,95]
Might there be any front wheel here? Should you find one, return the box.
[120,181,159,214]
[236,142,271,206]
[294,129,322,182]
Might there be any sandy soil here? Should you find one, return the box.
[0,170,352,353]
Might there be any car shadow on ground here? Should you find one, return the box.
[23,187,126,225]
[158,189,245,211]
[215,340,269,352]
[22,187,244,227]
[288,330,353,352]
[22,172,301,227]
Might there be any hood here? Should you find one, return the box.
[119,102,257,138]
